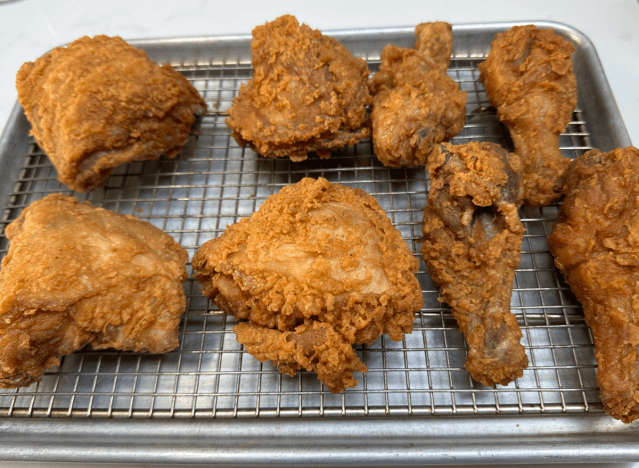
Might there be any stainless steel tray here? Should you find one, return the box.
[0,21,635,466]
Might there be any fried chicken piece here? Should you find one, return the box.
[369,22,467,167]
[414,22,454,69]
[547,146,639,423]
[0,194,188,388]
[225,15,372,161]
[234,321,368,393]
[192,177,423,392]
[16,35,207,192]
[478,25,578,207]
[421,142,528,386]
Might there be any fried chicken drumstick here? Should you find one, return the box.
[370,22,467,167]
[226,15,372,161]
[16,35,206,192]
[421,142,528,386]
[0,194,188,388]
[193,177,423,392]
[479,25,577,207]
[548,146,639,423]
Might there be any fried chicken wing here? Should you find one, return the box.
[421,142,528,386]
[0,194,188,388]
[225,15,372,161]
[369,22,467,167]
[547,146,639,423]
[192,177,423,392]
[16,35,206,192]
[478,25,578,207]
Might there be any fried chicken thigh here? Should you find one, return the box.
[16,35,206,192]
[225,15,372,161]
[192,177,423,392]
[0,194,188,388]
[421,142,528,386]
[548,146,639,423]
[478,25,577,207]
[369,22,467,167]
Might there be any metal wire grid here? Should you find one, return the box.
[0,53,601,419]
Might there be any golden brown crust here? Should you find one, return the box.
[478,25,577,207]
[193,177,423,392]
[414,22,454,71]
[234,321,368,393]
[0,194,188,388]
[421,142,528,386]
[369,22,467,168]
[225,15,372,161]
[547,146,639,423]
[16,35,206,192]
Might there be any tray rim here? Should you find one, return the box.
[1,414,639,466]
[0,20,635,466]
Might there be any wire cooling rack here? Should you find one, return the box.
[0,46,601,420]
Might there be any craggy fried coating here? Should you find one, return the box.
[421,142,528,386]
[478,25,577,207]
[414,22,454,70]
[235,321,368,393]
[369,22,467,167]
[0,194,188,388]
[16,35,206,192]
[192,177,423,392]
[226,15,372,161]
[548,146,639,423]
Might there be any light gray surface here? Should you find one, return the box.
[3,464,639,467]
[0,23,635,465]
[0,415,638,465]
[2,461,639,468]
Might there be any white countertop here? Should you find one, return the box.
[1,0,637,145]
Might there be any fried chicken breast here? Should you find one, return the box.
[192,177,423,392]
[225,15,372,161]
[478,25,577,207]
[548,146,639,423]
[16,35,207,192]
[369,22,467,167]
[421,142,528,386]
[0,194,188,388]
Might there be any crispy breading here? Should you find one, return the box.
[0,194,188,388]
[234,321,368,393]
[421,142,528,386]
[478,25,577,207]
[548,146,639,423]
[193,177,423,392]
[414,22,454,70]
[369,22,467,167]
[16,35,206,192]
[225,15,372,161]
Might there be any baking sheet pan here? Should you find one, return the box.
[0,21,636,466]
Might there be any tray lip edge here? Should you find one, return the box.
[1,413,638,465]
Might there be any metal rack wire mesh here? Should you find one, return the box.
[0,51,601,419]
